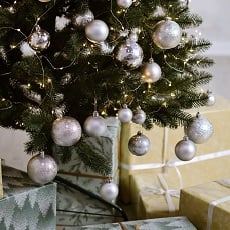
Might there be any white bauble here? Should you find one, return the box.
[116,0,133,8]
[118,104,133,123]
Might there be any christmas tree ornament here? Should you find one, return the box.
[206,90,216,106]
[51,116,82,146]
[38,0,51,2]
[72,9,94,27]
[118,104,133,123]
[55,15,71,31]
[152,19,182,49]
[185,112,214,144]
[83,111,107,137]
[141,58,162,83]
[99,181,119,202]
[132,106,146,124]
[85,19,109,43]
[28,25,50,51]
[27,152,57,185]
[179,0,189,8]
[128,131,151,156]
[175,136,196,161]
[116,0,133,9]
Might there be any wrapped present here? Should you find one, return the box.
[56,117,122,227]
[0,165,56,230]
[120,96,230,203]
[0,159,3,199]
[179,179,230,230]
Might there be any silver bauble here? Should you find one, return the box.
[175,136,196,161]
[51,116,82,146]
[99,182,119,202]
[72,9,94,27]
[38,0,51,2]
[114,39,143,69]
[152,19,182,49]
[85,19,109,43]
[185,112,214,144]
[83,111,107,137]
[118,104,133,123]
[28,25,50,51]
[116,0,133,8]
[132,106,146,124]
[128,131,151,156]
[206,91,216,106]
[27,152,57,185]
[141,58,162,83]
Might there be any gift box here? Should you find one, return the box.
[56,117,122,227]
[179,179,230,230]
[0,159,3,199]
[0,165,56,230]
[120,96,230,204]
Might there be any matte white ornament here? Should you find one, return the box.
[132,106,146,124]
[206,91,216,106]
[118,104,133,123]
[116,0,133,9]
[100,182,119,201]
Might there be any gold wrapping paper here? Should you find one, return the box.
[0,159,2,199]
[119,96,230,203]
[179,180,230,230]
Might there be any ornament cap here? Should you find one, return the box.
[183,135,189,141]
[122,104,128,109]
[196,112,200,118]
[93,110,99,117]
[149,58,154,63]
[137,131,143,136]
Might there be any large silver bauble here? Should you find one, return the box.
[99,182,119,202]
[27,153,57,185]
[85,19,109,43]
[118,104,133,123]
[141,58,161,83]
[28,25,50,51]
[114,39,143,69]
[175,136,196,161]
[206,91,216,106]
[185,112,214,144]
[72,9,94,27]
[128,131,151,156]
[152,19,182,49]
[51,116,82,146]
[132,106,146,125]
[116,0,132,8]
[83,111,107,137]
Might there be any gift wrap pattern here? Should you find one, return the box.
[56,118,122,227]
[0,166,56,230]
[0,159,3,199]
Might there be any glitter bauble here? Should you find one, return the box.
[206,91,216,106]
[28,25,50,51]
[99,182,119,202]
[128,131,151,156]
[27,153,57,185]
[72,9,94,27]
[85,19,109,43]
[83,111,107,137]
[152,19,182,49]
[185,112,214,144]
[116,0,132,8]
[132,106,146,125]
[118,104,133,123]
[175,136,196,161]
[141,58,162,83]
[51,116,82,146]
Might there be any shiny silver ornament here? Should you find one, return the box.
[132,106,146,124]
[175,136,196,161]
[51,116,82,146]
[28,25,50,51]
[152,19,182,49]
[128,131,151,156]
[118,104,133,123]
[72,9,94,27]
[185,112,214,144]
[85,19,109,43]
[116,0,133,9]
[206,91,216,106]
[84,111,107,137]
[141,58,161,83]
[99,182,119,202]
[27,152,57,185]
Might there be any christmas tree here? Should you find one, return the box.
[0,0,214,176]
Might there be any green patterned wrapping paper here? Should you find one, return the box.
[0,166,56,230]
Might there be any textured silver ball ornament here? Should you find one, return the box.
[116,0,133,8]
[152,19,182,49]
[99,182,119,202]
[27,152,57,185]
[28,25,50,51]
[206,91,216,106]
[141,58,162,83]
[85,19,109,43]
[185,112,214,144]
[132,106,146,124]
[128,131,151,156]
[83,111,107,137]
[175,136,196,161]
[118,104,133,123]
[72,9,94,27]
[51,116,82,146]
